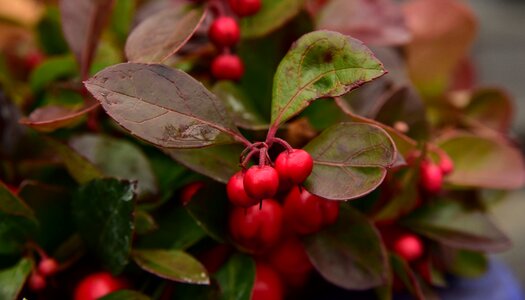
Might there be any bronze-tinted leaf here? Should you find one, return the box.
[85,63,246,149]
[125,5,206,63]
[304,122,396,200]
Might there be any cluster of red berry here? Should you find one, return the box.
[208,0,261,81]
[28,257,59,292]
[419,152,454,194]
[224,148,339,299]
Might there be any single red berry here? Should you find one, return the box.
[420,161,443,193]
[243,165,279,199]
[229,199,283,252]
[38,258,59,276]
[251,263,284,300]
[211,54,244,81]
[393,234,424,262]
[25,51,44,70]
[74,272,126,300]
[283,186,339,235]
[275,149,313,184]
[28,272,46,291]
[439,154,454,175]
[208,17,240,47]
[229,0,262,17]
[266,236,313,287]
[180,181,204,206]
[227,171,259,207]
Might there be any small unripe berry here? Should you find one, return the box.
[393,234,424,262]
[38,258,59,276]
[229,199,283,252]
[439,154,454,175]
[420,161,443,193]
[251,263,283,300]
[275,149,313,184]
[283,186,339,235]
[208,17,240,47]
[227,171,259,207]
[180,181,204,206]
[28,272,46,291]
[229,0,262,17]
[266,237,313,287]
[74,272,126,300]
[243,165,279,199]
[211,54,244,81]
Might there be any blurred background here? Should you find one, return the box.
[467,0,525,286]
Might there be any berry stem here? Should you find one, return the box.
[208,0,226,17]
[259,147,267,167]
[241,148,258,169]
[271,137,293,152]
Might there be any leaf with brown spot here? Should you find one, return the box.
[85,63,247,149]
[125,5,207,63]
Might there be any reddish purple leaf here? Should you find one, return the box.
[125,5,207,63]
[84,63,247,149]
[59,0,115,78]
[317,0,411,46]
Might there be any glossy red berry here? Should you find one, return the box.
[28,272,46,291]
[208,17,240,47]
[267,237,313,287]
[229,0,262,17]
[38,258,59,276]
[243,165,279,199]
[229,199,283,252]
[275,149,313,184]
[74,272,126,300]
[439,154,454,175]
[251,263,284,300]
[211,54,244,81]
[420,161,443,193]
[180,181,204,206]
[283,186,339,235]
[393,234,424,262]
[227,171,259,207]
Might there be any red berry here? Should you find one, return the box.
[251,263,284,300]
[283,186,339,235]
[229,199,283,252]
[74,272,126,300]
[38,258,59,276]
[275,149,313,184]
[393,234,424,262]
[25,51,44,70]
[180,181,204,206]
[243,165,279,199]
[28,272,46,291]
[439,154,454,175]
[208,17,240,47]
[420,161,443,193]
[227,171,259,207]
[229,0,262,17]
[211,54,244,81]
[267,237,313,287]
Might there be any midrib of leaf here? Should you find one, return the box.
[88,83,246,145]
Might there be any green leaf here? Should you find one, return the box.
[438,133,525,189]
[446,250,488,278]
[36,7,69,55]
[0,181,36,221]
[402,200,511,252]
[390,254,424,300]
[100,290,151,300]
[29,55,77,92]
[0,257,33,300]
[70,134,158,198]
[85,63,245,149]
[212,81,268,130]
[132,249,210,284]
[184,183,229,243]
[271,30,385,126]
[463,88,512,132]
[240,0,305,38]
[303,205,389,290]
[125,5,206,63]
[72,178,136,274]
[110,0,136,44]
[165,144,243,184]
[303,122,396,200]
[215,254,255,300]
[45,137,103,184]
[134,210,158,235]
